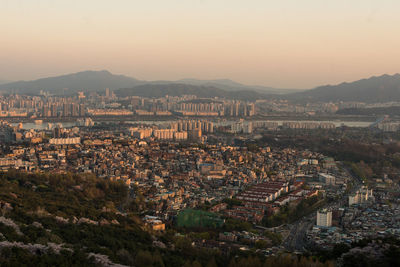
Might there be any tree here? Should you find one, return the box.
[135,250,153,267]
[255,240,269,249]
[206,257,218,267]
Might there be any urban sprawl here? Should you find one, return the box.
[0,89,399,260]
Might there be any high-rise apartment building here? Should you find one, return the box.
[317,209,332,227]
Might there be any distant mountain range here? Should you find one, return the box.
[288,74,400,103]
[170,78,299,94]
[1,70,400,103]
[0,80,11,85]
[0,70,141,95]
[115,83,267,101]
[0,70,297,97]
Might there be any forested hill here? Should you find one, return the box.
[0,171,154,266]
[288,74,400,103]
[0,70,141,95]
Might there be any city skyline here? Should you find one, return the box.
[1,1,400,266]
[1,0,400,88]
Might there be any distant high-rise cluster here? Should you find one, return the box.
[0,90,259,119]
[175,100,255,117]
[170,120,214,133]
[378,122,400,132]
[225,102,255,117]
[282,122,336,129]
[231,121,253,134]
[129,125,203,142]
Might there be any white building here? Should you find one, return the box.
[76,118,94,127]
[174,131,188,140]
[153,129,175,140]
[49,137,81,145]
[348,186,373,205]
[130,128,153,139]
[317,209,332,227]
[231,121,253,134]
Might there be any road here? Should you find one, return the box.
[282,163,363,252]
[282,215,314,252]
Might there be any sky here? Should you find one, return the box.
[1,0,400,89]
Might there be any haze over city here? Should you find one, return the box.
[1,1,400,266]
[1,0,400,88]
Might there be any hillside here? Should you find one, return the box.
[115,83,268,100]
[173,78,300,94]
[0,170,334,267]
[0,171,155,266]
[0,70,141,95]
[0,70,295,96]
[2,70,400,103]
[288,74,400,103]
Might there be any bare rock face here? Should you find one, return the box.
[153,240,167,249]
[88,253,130,267]
[111,219,120,225]
[78,217,98,225]
[0,216,23,235]
[55,216,69,224]
[99,219,110,226]
[32,221,43,228]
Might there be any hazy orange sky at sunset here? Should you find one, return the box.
[1,0,400,88]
